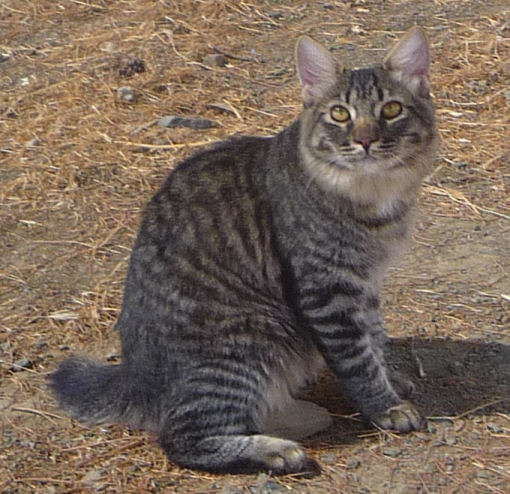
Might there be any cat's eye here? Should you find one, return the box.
[382,101,403,120]
[330,105,351,123]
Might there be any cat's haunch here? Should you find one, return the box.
[52,27,438,476]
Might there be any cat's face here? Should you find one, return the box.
[296,28,439,209]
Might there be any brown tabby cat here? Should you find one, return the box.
[52,27,439,476]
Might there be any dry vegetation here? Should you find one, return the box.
[1,0,509,493]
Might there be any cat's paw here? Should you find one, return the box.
[391,371,416,399]
[257,437,321,477]
[371,401,425,433]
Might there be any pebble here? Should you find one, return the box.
[118,57,146,77]
[1,341,12,353]
[82,469,103,483]
[117,86,136,102]
[203,54,228,67]
[221,485,243,494]
[106,352,121,361]
[319,452,337,464]
[10,357,33,372]
[346,458,361,470]
[487,422,503,433]
[99,41,116,53]
[382,447,402,458]
[158,115,218,130]
[249,473,286,493]
[34,340,48,350]
[25,137,40,147]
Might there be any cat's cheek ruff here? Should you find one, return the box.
[299,140,421,211]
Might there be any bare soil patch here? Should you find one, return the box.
[1,1,509,493]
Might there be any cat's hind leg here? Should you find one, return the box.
[157,363,320,476]
[160,431,319,475]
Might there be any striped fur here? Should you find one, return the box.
[51,28,438,475]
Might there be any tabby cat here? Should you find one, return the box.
[52,27,438,475]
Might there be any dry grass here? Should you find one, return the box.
[1,0,509,493]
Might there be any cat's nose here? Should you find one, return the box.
[352,118,379,152]
[356,137,375,152]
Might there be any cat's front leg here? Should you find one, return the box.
[299,287,425,432]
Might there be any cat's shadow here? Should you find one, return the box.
[304,337,510,445]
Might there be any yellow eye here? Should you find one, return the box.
[382,101,403,119]
[330,105,351,123]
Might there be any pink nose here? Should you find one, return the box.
[352,119,379,153]
[356,137,374,152]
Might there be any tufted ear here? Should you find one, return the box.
[383,26,431,99]
[295,36,340,105]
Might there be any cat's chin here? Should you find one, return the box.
[305,155,420,210]
[338,155,407,176]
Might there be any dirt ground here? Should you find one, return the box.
[1,0,509,493]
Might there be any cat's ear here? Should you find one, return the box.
[295,36,339,105]
[383,26,431,99]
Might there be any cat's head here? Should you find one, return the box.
[295,27,439,210]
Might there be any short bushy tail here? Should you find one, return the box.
[50,357,126,425]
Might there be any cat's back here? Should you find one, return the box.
[155,134,273,210]
[124,132,284,312]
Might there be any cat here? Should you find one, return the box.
[51,26,439,476]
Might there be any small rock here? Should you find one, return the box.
[221,485,243,494]
[118,57,146,77]
[427,422,437,434]
[505,89,510,106]
[319,452,337,464]
[264,481,286,492]
[117,87,136,102]
[249,474,286,493]
[1,341,12,353]
[99,41,116,53]
[445,436,458,446]
[106,352,121,362]
[10,357,33,372]
[158,115,218,130]
[34,340,48,350]
[25,137,40,147]
[346,458,361,470]
[206,102,238,116]
[203,54,228,67]
[172,24,191,35]
[487,422,503,433]
[382,447,402,458]
[476,470,491,480]
[82,468,105,484]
